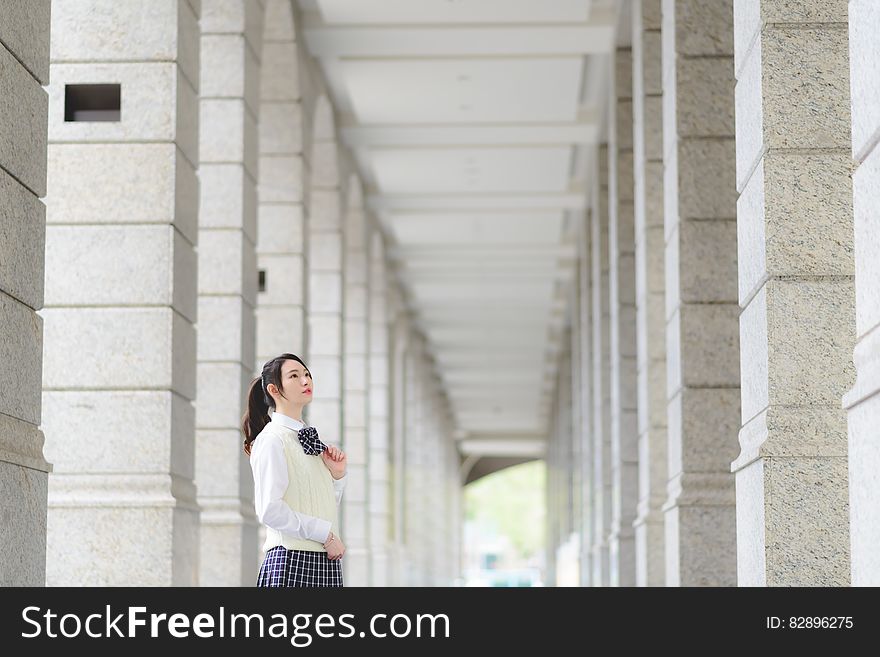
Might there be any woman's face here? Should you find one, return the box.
[281,359,313,405]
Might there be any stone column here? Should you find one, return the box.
[443,424,461,584]
[0,0,51,586]
[305,125,344,450]
[342,194,370,585]
[732,0,855,586]
[367,229,392,586]
[426,377,449,584]
[609,48,639,587]
[43,0,200,585]
[846,0,880,587]
[404,334,423,585]
[569,257,590,585]
[631,0,668,587]
[576,211,594,587]
[661,0,740,587]
[550,328,574,585]
[195,0,262,587]
[388,294,409,586]
[545,407,560,584]
[590,145,612,586]
[256,0,308,370]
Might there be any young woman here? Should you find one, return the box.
[242,352,348,587]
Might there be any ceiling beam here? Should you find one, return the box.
[341,119,599,148]
[389,243,577,259]
[302,22,616,58]
[370,193,587,212]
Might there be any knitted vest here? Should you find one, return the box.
[259,422,338,553]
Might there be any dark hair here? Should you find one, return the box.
[242,353,310,455]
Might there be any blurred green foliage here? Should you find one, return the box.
[465,460,546,559]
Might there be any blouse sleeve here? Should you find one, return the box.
[250,434,332,544]
[332,473,347,505]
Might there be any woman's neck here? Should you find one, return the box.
[273,404,304,422]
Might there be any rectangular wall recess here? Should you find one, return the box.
[64,84,121,122]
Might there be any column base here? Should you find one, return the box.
[198,513,260,586]
[0,460,48,585]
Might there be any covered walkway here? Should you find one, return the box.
[2,0,880,586]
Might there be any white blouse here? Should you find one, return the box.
[249,412,347,544]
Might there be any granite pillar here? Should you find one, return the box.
[631,0,668,587]
[661,0,740,587]
[43,0,201,585]
[732,0,854,586]
[0,0,52,587]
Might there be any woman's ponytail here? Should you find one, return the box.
[242,375,270,455]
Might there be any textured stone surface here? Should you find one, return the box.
[44,225,197,319]
[259,102,303,156]
[735,26,852,190]
[665,0,734,57]
[665,138,737,221]
[197,296,255,363]
[1,1,51,589]
[740,280,856,425]
[199,518,260,587]
[0,169,45,310]
[46,144,199,245]
[849,0,880,159]
[309,272,344,314]
[51,0,201,89]
[261,41,300,102]
[255,305,305,360]
[678,220,738,303]
[258,155,303,203]
[0,460,48,585]
[771,280,855,405]
[195,362,250,429]
[309,314,343,356]
[196,430,247,496]
[42,390,194,473]
[198,229,257,300]
[738,286,770,423]
[42,308,196,398]
[663,0,739,588]
[200,164,257,240]
[0,412,49,473]
[258,254,305,306]
[847,3,880,585]
[669,503,737,586]
[679,303,741,387]
[674,58,736,137]
[0,43,48,196]
[764,457,850,586]
[850,138,880,336]
[49,63,199,167]
[679,388,740,471]
[734,0,854,587]
[0,292,43,425]
[46,501,199,586]
[848,395,880,585]
[0,0,51,83]
[200,99,258,176]
[201,34,246,98]
[760,0,848,23]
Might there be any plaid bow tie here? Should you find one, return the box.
[297,426,328,456]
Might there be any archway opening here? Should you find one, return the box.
[462,460,546,587]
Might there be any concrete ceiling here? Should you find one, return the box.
[299,0,619,453]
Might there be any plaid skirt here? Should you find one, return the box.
[256,546,344,588]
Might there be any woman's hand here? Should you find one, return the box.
[321,445,347,479]
[324,532,346,560]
